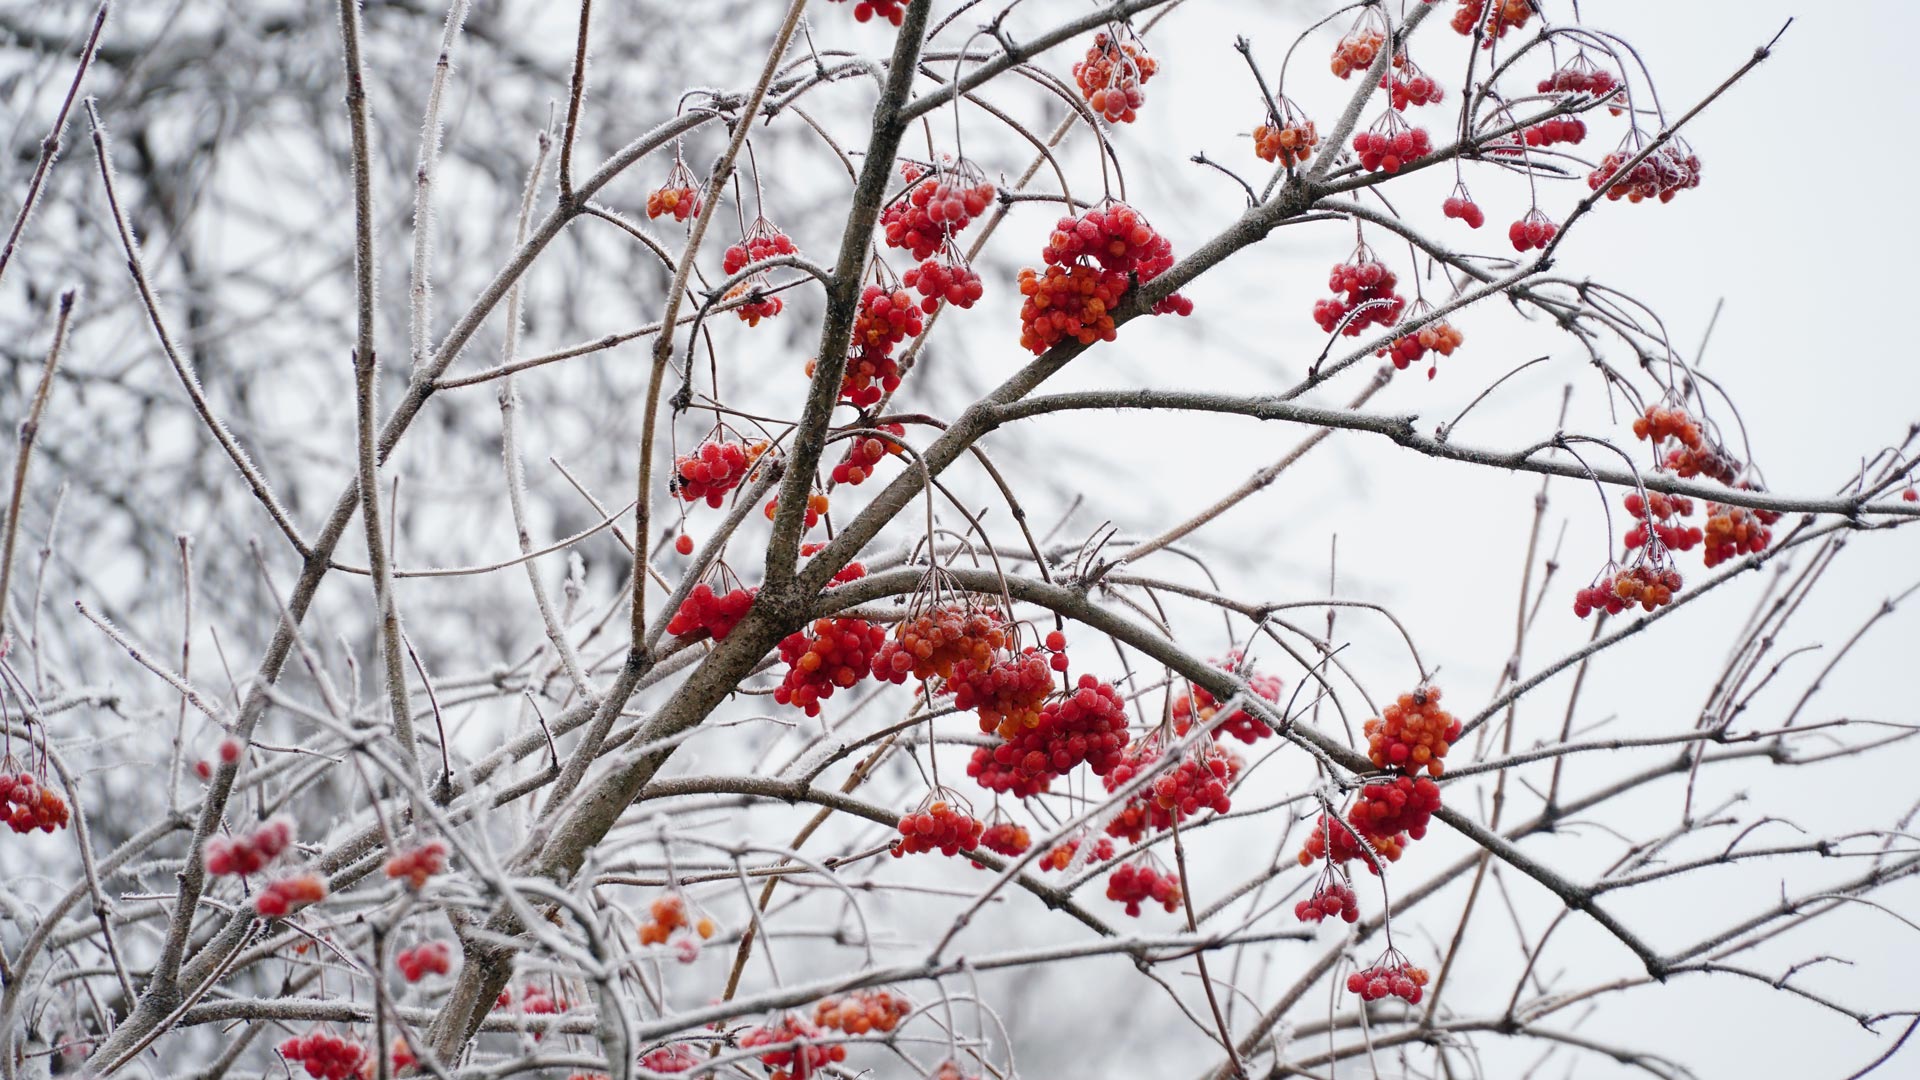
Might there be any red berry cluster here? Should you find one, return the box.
[1019,201,1189,352]
[1539,57,1621,103]
[1442,184,1486,229]
[1295,872,1360,924]
[205,817,295,876]
[1524,115,1588,148]
[1574,564,1684,618]
[1451,0,1533,44]
[1633,405,1735,485]
[1314,246,1405,336]
[396,941,452,982]
[0,770,68,834]
[1038,835,1115,872]
[1624,490,1702,552]
[827,0,904,26]
[1106,859,1183,917]
[1380,317,1465,374]
[977,819,1032,860]
[1702,503,1779,568]
[726,281,783,326]
[1171,661,1283,744]
[639,1046,700,1073]
[1043,203,1177,278]
[1074,31,1158,123]
[1347,774,1443,848]
[1509,208,1558,252]
[953,644,1062,738]
[1352,112,1431,173]
[763,491,832,531]
[1382,62,1445,110]
[255,873,327,918]
[1297,813,1388,872]
[832,424,905,486]
[673,439,765,507]
[280,1032,367,1080]
[852,283,925,356]
[882,169,995,259]
[741,1016,847,1080]
[1253,108,1319,167]
[874,603,1007,684]
[496,983,571,1015]
[775,617,888,716]
[637,893,716,946]
[1329,16,1386,79]
[1103,741,1242,843]
[646,159,702,223]
[814,989,911,1034]
[384,839,448,889]
[723,218,799,325]
[903,257,985,314]
[1365,688,1460,777]
[1016,264,1125,353]
[891,798,986,858]
[1347,949,1430,1003]
[1588,141,1703,204]
[970,672,1130,797]
[800,542,867,587]
[668,583,758,642]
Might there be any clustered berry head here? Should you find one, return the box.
[1018,202,1188,354]
[1702,502,1779,568]
[1452,0,1533,44]
[882,167,995,259]
[970,672,1130,797]
[1382,61,1445,110]
[952,643,1062,738]
[874,602,1007,684]
[832,424,906,486]
[637,892,717,947]
[1254,108,1319,168]
[1314,245,1405,336]
[1379,313,1465,376]
[1351,111,1431,173]
[800,541,867,587]
[1633,404,1736,484]
[1347,774,1443,846]
[903,256,985,314]
[0,769,68,834]
[668,583,758,642]
[646,159,703,223]
[741,1015,847,1080]
[826,0,904,26]
[1539,55,1622,104]
[1347,949,1430,1003]
[1364,687,1460,777]
[672,438,766,507]
[205,817,295,876]
[1624,490,1703,552]
[1509,208,1558,252]
[255,873,327,918]
[1298,811,1392,872]
[1106,859,1183,917]
[893,798,986,858]
[814,989,911,1034]
[1038,834,1115,872]
[1589,139,1703,204]
[723,218,800,326]
[1171,659,1283,744]
[1524,115,1588,148]
[384,839,448,889]
[1330,14,1386,79]
[1074,31,1158,123]
[279,1031,367,1080]
[1296,871,1361,924]
[639,1046,701,1073]
[396,940,453,982]
[775,617,888,716]
[976,818,1033,862]
[1103,740,1241,843]
[1574,564,1684,618]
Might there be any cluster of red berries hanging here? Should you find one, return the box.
[668,582,757,642]
[639,1046,701,1073]
[891,795,986,858]
[1379,307,1465,376]
[205,817,294,876]
[385,839,447,889]
[1106,858,1183,917]
[976,817,1033,861]
[1297,687,1455,873]
[1314,243,1405,336]
[396,941,452,982]
[952,641,1063,738]
[280,1032,367,1080]
[1524,115,1588,148]
[1624,491,1702,552]
[637,893,717,947]
[832,423,905,486]
[1509,208,1558,252]
[1103,739,1242,843]
[1451,0,1533,44]
[496,982,571,1016]
[814,989,911,1034]
[672,438,766,507]
[1018,202,1188,354]
[826,0,904,27]
[255,874,327,918]
[722,217,799,326]
[1540,55,1622,104]
[742,1015,847,1080]
[882,162,995,260]
[1345,774,1443,862]
[1442,183,1486,229]
[1295,870,1360,924]
[1703,502,1780,568]
[1574,564,1684,618]
[1383,60,1445,110]
[1253,108,1320,168]
[873,601,1006,684]
[969,672,1130,798]
[1330,13,1386,79]
[1170,658,1283,744]
[902,255,985,314]
[1348,947,1431,1003]
[645,158,702,223]
[1038,834,1115,872]
[1589,139,1703,204]
[1633,404,1736,484]
[0,767,68,834]
[1366,687,1461,777]
[762,491,832,531]
[774,617,888,716]
[1074,29,1158,123]
[800,541,868,587]
[1352,111,1432,173]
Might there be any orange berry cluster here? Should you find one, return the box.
[1329,17,1385,79]
[1039,835,1114,872]
[977,819,1032,860]
[903,256,985,314]
[1509,208,1558,252]
[396,941,452,982]
[1352,111,1432,174]
[1624,490,1702,552]
[832,424,905,486]
[882,168,995,259]
[1106,859,1182,917]
[637,893,716,947]
[1574,564,1684,618]
[1380,318,1464,375]
[1314,247,1405,335]
[775,617,888,716]
[645,159,702,223]
[874,603,1006,684]
[668,583,757,642]
[952,630,1069,737]
[1383,61,1445,110]
[1074,31,1158,123]
[256,873,327,918]
[814,989,911,1034]
[1702,503,1779,568]
[1171,661,1283,744]
[891,799,985,858]
[205,817,294,876]
[1633,404,1736,484]
[639,1046,700,1073]
[1103,740,1241,843]
[1016,264,1125,353]
[280,1031,367,1080]
[763,491,832,531]
[1296,873,1359,924]
[1348,948,1430,1003]
[384,839,447,889]
[672,439,766,507]
[1253,117,1319,167]
[1451,0,1532,44]
[827,0,903,27]
[1,769,68,834]
[741,1016,846,1080]
[1589,141,1703,204]
[969,672,1131,798]
[1019,202,1187,354]
[1365,688,1460,776]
